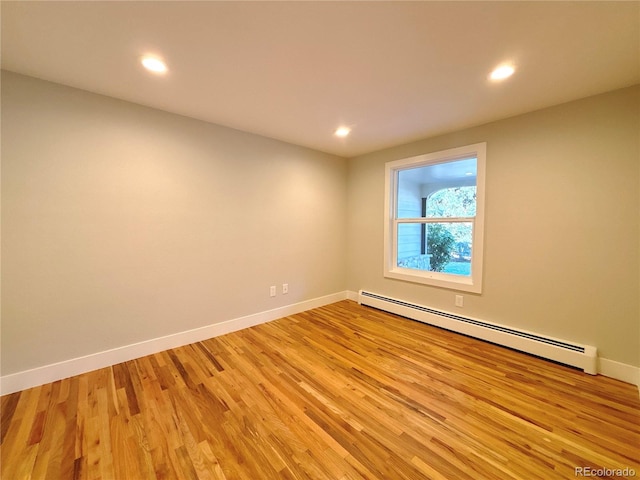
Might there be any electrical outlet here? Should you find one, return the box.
[270,286,276,297]
[455,295,464,307]
[282,283,289,294]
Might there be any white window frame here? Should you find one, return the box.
[384,142,486,293]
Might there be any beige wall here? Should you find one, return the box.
[2,71,638,377]
[347,85,640,367]
[1,72,348,375]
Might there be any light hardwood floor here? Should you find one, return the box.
[2,300,639,479]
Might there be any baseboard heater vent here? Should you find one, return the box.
[359,290,597,374]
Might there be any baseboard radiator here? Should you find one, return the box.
[359,290,597,374]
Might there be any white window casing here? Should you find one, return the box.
[384,143,486,293]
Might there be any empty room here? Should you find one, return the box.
[1,2,639,479]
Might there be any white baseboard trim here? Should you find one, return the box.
[346,290,359,301]
[0,291,348,396]
[4,291,637,397]
[598,357,640,389]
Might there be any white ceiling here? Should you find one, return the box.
[2,1,638,158]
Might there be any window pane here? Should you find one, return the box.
[396,157,476,219]
[396,169,424,219]
[385,142,485,292]
[397,223,424,263]
[397,222,473,276]
[426,186,476,218]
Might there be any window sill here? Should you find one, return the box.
[384,267,482,293]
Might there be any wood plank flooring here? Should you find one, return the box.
[2,300,639,479]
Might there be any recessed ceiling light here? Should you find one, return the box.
[490,65,515,81]
[141,56,168,74]
[335,126,351,138]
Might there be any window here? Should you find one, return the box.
[384,143,486,293]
